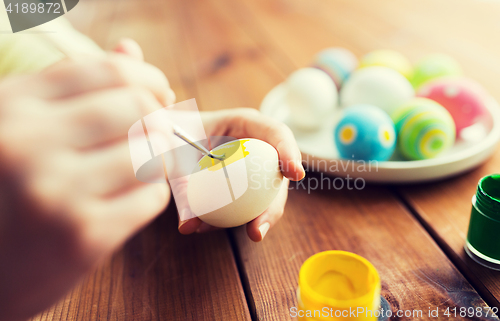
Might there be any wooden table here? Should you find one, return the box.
[32,0,500,319]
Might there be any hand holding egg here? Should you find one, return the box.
[175,108,306,242]
[187,139,283,228]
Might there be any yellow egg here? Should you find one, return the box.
[359,49,413,80]
[187,138,283,228]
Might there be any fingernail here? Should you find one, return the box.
[258,222,271,240]
[295,160,306,179]
[166,88,176,106]
[178,219,188,229]
[179,208,194,221]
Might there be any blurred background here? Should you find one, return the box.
[66,0,500,112]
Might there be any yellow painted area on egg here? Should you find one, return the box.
[312,271,360,301]
[198,139,250,172]
[342,128,354,141]
[421,129,447,158]
[383,130,391,141]
[339,125,357,145]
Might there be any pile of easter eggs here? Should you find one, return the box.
[282,48,490,161]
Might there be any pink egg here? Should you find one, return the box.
[416,78,490,134]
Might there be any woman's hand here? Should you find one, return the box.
[176,108,305,242]
[0,40,172,321]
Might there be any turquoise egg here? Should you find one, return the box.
[334,105,396,161]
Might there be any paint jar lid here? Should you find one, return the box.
[475,174,500,221]
[298,251,381,314]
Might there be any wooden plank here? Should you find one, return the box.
[166,0,286,112]
[398,163,500,307]
[26,0,500,319]
[30,204,251,321]
[232,185,495,320]
[30,0,251,320]
[211,0,500,319]
[352,0,500,308]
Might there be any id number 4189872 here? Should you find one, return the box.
[5,2,62,14]
[444,306,498,318]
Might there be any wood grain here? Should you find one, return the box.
[28,0,500,319]
[398,155,500,308]
[221,0,500,314]
[30,203,251,321]
[232,180,493,320]
[31,1,251,320]
[166,0,497,318]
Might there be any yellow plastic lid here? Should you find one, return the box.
[298,251,381,319]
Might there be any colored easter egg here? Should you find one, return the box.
[392,98,456,160]
[417,77,489,134]
[359,49,413,80]
[334,104,396,161]
[312,47,358,89]
[187,139,283,228]
[411,54,462,89]
[340,66,414,115]
[285,68,338,130]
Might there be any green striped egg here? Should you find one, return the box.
[392,98,456,160]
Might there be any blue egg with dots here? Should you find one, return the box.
[334,105,396,161]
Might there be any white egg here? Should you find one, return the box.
[285,68,338,130]
[187,138,283,228]
[340,66,414,114]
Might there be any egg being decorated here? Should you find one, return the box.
[340,66,414,115]
[334,104,396,161]
[411,54,462,89]
[417,77,489,135]
[392,98,456,160]
[187,138,283,228]
[359,49,413,80]
[312,47,359,89]
[285,68,338,130]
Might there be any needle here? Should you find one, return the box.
[172,125,225,160]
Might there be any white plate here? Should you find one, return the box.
[260,83,500,183]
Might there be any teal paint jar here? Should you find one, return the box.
[465,174,500,270]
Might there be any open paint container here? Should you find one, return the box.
[297,251,381,320]
[466,174,500,270]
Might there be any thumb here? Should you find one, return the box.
[169,176,202,234]
[113,38,144,61]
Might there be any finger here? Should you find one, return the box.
[196,222,221,234]
[113,38,144,61]
[80,140,165,197]
[178,217,203,235]
[168,176,202,235]
[57,87,163,149]
[246,178,289,242]
[38,56,171,105]
[206,109,305,181]
[83,183,169,251]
